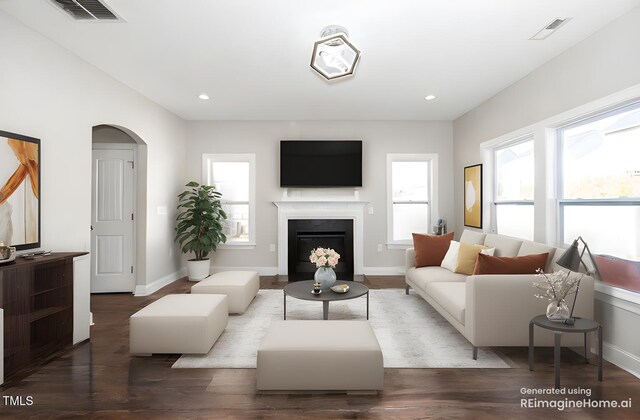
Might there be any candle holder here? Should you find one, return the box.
[312,282,322,295]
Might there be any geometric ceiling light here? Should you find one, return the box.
[310,25,361,81]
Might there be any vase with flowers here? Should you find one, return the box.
[533,269,582,322]
[309,247,341,290]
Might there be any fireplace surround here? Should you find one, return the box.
[273,200,367,277]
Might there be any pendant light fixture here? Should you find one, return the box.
[310,25,361,81]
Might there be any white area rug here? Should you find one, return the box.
[172,289,511,369]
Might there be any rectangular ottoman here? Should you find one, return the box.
[257,320,383,392]
[130,294,228,355]
[190,271,259,314]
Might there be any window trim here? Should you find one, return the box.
[491,135,535,240]
[386,153,438,247]
[202,153,256,248]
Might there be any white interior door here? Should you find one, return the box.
[91,148,135,293]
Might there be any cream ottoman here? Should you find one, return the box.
[190,271,259,314]
[130,294,228,355]
[257,321,384,392]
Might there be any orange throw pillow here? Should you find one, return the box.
[473,252,549,275]
[412,232,455,268]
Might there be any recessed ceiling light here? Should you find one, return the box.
[425,95,437,101]
[198,93,210,100]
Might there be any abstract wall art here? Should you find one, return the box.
[0,130,41,250]
[464,164,482,229]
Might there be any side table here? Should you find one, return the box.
[528,314,602,389]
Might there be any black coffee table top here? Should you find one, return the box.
[284,280,369,302]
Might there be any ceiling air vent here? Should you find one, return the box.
[48,0,119,20]
[529,17,571,40]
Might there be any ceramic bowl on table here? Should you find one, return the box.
[330,284,350,294]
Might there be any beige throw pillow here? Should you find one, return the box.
[454,242,489,275]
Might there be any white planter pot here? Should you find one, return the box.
[187,259,211,281]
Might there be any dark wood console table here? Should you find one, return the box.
[0,252,87,381]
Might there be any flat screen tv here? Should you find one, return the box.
[0,130,41,250]
[280,140,362,187]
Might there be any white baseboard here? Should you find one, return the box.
[202,266,406,277]
[210,266,279,276]
[134,268,187,296]
[362,266,405,276]
[601,341,640,379]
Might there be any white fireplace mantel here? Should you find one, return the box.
[273,200,368,276]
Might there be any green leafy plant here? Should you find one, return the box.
[175,181,227,261]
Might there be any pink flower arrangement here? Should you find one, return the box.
[309,247,341,268]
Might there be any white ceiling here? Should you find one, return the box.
[1,0,639,121]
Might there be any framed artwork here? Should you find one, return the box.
[464,164,482,228]
[0,130,41,250]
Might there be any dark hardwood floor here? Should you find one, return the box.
[2,275,640,418]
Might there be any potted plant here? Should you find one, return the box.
[175,181,227,280]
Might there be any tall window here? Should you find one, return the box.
[493,137,534,240]
[202,154,256,247]
[387,154,437,245]
[558,102,640,261]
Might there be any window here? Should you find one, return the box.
[493,137,534,240]
[558,102,640,261]
[387,154,438,245]
[202,154,256,247]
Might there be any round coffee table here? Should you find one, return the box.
[283,280,369,320]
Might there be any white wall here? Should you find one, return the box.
[0,11,187,339]
[186,121,453,274]
[452,7,640,377]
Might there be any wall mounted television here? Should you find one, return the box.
[0,130,41,251]
[280,140,362,187]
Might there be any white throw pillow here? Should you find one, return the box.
[440,241,460,272]
[481,247,496,256]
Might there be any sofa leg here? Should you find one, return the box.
[405,284,410,295]
[473,347,478,360]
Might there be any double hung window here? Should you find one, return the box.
[387,154,437,245]
[202,154,256,246]
[557,103,640,261]
[493,137,535,240]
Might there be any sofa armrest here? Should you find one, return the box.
[405,248,416,271]
[465,274,595,346]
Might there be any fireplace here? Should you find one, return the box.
[274,200,366,277]
[287,219,354,282]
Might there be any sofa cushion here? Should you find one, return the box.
[425,282,466,324]
[483,233,523,257]
[473,252,549,275]
[460,229,486,245]
[454,242,488,275]
[407,266,467,292]
[518,241,556,272]
[440,240,460,272]
[412,232,454,267]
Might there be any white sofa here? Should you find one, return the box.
[405,229,594,359]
